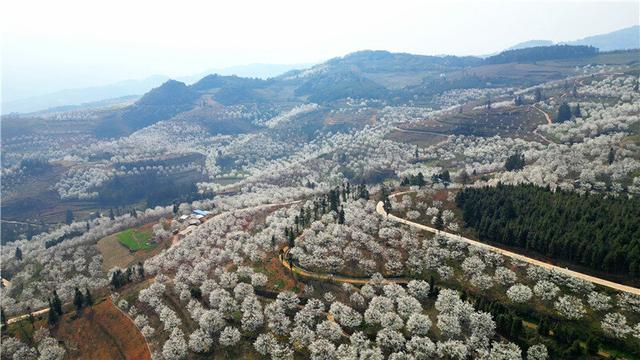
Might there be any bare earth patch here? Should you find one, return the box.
[52,299,151,360]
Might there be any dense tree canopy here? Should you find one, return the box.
[456,184,640,276]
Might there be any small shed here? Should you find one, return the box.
[193,210,211,216]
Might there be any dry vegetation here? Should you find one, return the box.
[52,299,151,360]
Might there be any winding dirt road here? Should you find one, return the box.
[532,105,553,125]
[378,195,640,296]
[279,247,408,286]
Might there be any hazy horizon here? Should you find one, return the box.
[2,0,638,102]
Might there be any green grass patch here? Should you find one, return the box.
[273,279,285,290]
[116,228,154,251]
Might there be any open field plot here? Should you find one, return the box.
[53,299,151,360]
[412,105,546,139]
[117,227,153,251]
[98,223,168,271]
[385,128,448,147]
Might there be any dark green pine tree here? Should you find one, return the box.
[556,102,572,123]
[109,208,115,220]
[383,197,392,214]
[0,307,6,326]
[572,103,581,118]
[586,336,600,355]
[379,184,389,202]
[416,172,426,188]
[15,247,22,261]
[509,317,523,339]
[329,188,340,213]
[47,300,59,325]
[338,208,345,224]
[537,318,550,336]
[608,148,615,165]
[287,228,295,249]
[459,170,470,185]
[73,287,84,313]
[358,181,369,200]
[52,290,63,316]
[428,275,438,297]
[434,210,444,230]
[84,288,93,307]
[505,153,525,171]
[534,88,543,102]
[564,340,584,357]
[440,170,451,184]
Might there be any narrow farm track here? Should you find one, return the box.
[110,298,152,360]
[379,194,640,296]
[532,105,552,125]
[279,247,409,285]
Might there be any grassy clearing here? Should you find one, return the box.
[98,223,169,271]
[385,129,448,147]
[117,228,154,251]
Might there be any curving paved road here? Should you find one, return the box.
[6,307,50,325]
[377,195,640,296]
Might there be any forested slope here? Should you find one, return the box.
[456,184,640,277]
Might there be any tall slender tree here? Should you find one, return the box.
[74,287,84,313]
[52,290,63,315]
[84,288,93,307]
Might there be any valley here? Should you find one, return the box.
[1,43,640,360]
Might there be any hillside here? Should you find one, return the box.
[93,80,199,138]
[2,45,640,360]
[1,47,638,235]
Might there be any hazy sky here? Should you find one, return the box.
[1,0,638,101]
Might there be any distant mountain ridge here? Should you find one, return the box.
[566,25,640,51]
[3,26,637,115]
[506,25,639,53]
[1,63,312,114]
[508,40,554,50]
[1,75,170,114]
[86,44,636,138]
